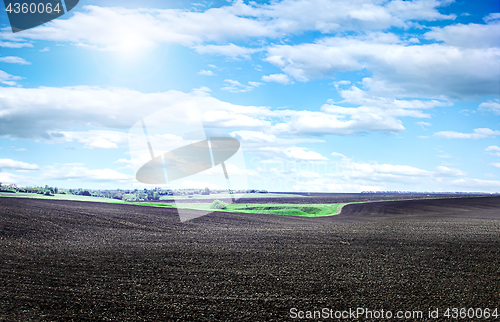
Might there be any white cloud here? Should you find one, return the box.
[262,73,292,85]
[251,156,453,192]
[0,159,39,170]
[269,87,445,136]
[221,79,261,93]
[231,130,277,143]
[0,5,277,52]
[484,13,500,23]
[0,83,458,144]
[39,47,50,52]
[0,85,279,140]
[451,178,500,189]
[0,56,31,65]
[435,166,466,177]
[40,164,133,182]
[0,2,490,100]
[479,100,500,115]
[485,146,500,157]
[416,121,431,129]
[194,44,261,59]
[230,131,325,149]
[250,154,500,192]
[284,147,328,161]
[258,147,328,161]
[335,80,351,86]
[203,110,270,128]
[0,86,198,138]
[198,70,215,76]
[248,81,263,87]
[264,37,500,98]
[490,163,500,169]
[0,0,457,53]
[331,152,348,159]
[424,22,500,48]
[0,41,33,48]
[0,70,23,86]
[59,130,128,149]
[434,128,500,139]
[0,171,32,185]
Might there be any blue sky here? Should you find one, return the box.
[0,0,499,192]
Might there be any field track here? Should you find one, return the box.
[1,197,499,321]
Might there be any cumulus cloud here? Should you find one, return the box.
[435,166,466,177]
[198,70,215,76]
[264,37,500,98]
[231,130,277,143]
[284,147,328,161]
[416,121,431,129]
[0,5,278,51]
[486,145,500,151]
[434,128,500,139]
[424,22,500,48]
[250,154,487,192]
[230,131,325,150]
[0,84,451,141]
[0,159,39,170]
[331,152,348,159]
[490,163,500,169]
[0,0,456,52]
[261,73,292,85]
[0,41,33,48]
[194,44,261,59]
[0,1,492,100]
[58,130,128,149]
[0,86,198,138]
[451,178,500,189]
[40,164,133,182]
[269,86,446,136]
[257,147,328,161]
[485,146,500,157]
[0,171,32,185]
[221,79,262,93]
[478,100,500,115]
[250,156,472,192]
[0,85,281,141]
[203,110,270,128]
[0,70,23,86]
[0,56,31,65]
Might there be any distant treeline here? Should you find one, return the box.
[0,183,268,201]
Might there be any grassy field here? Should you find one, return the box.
[174,202,347,217]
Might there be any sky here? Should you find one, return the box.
[0,0,499,192]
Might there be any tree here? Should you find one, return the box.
[209,200,227,209]
[201,187,210,195]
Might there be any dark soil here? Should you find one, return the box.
[1,197,499,321]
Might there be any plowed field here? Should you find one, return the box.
[1,197,499,321]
